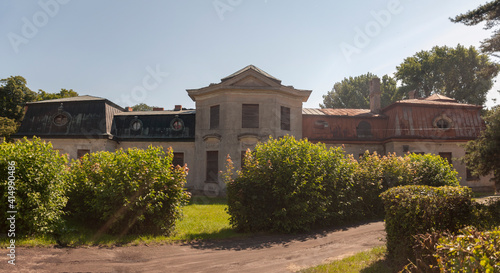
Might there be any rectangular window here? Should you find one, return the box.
[466,168,480,180]
[206,151,218,182]
[242,104,259,128]
[210,105,220,129]
[77,149,90,159]
[439,152,452,165]
[173,152,184,167]
[281,106,290,131]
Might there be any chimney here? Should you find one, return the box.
[409,90,416,99]
[153,107,164,111]
[369,78,381,114]
[125,107,133,112]
[174,105,182,111]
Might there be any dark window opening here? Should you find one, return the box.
[206,151,219,182]
[173,152,184,167]
[403,145,410,153]
[210,105,220,129]
[77,149,90,159]
[439,152,452,165]
[466,168,480,180]
[281,106,290,131]
[356,121,372,138]
[242,104,259,128]
[436,119,450,129]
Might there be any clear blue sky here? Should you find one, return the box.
[1,0,498,110]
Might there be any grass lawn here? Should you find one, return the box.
[2,196,241,247]
[299,246,397,273]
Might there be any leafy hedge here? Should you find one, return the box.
[225,136,354,233]
[225,136,462,233]
[353,152,460,218]
[435,227,500,271]
[380,185,473,264]
[473,198,500,230]
[0,137,69,235]
[67,146,190,235]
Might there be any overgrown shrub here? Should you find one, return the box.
[380,185,473,264]
[406,153,460,187]
[225,136,354,233]
[472,198,500,230]
[0,137,69,235]
[67,146,190,235]
[352,152,460,218]
[435,227,500,272]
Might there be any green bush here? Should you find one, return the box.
[380,185,473,264]
[67,146,190,235]
[0,137,69,235]
[352,152,460,218]
[435,227,500,272]
[406,153,460,187]
[225,136,354,233]
[472,198,500,230]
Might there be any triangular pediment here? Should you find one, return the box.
[228,75,273,87]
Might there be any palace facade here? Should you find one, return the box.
[14,65,494,193]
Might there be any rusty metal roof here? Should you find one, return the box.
[303,108,383,117]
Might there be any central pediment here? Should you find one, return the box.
[186,65,312,102]
[228,75,272,87]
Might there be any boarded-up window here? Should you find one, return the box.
[206,151,218,182]
[210,105,220,129]
[439,152,452,165]
[281,106,290,131]
[242,104,259,128]
[173,152,184,167]
[77,149,90,159]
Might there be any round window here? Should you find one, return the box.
[170,117,184,131]
[53,113,70,126]
[130,118,142,131]
[433,114,453,130]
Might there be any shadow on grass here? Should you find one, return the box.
[186,219,383,251]
[359,259,398,273]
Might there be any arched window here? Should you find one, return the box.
[357,121,372,138]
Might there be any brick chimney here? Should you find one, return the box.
[125,107,133,112]
[174,105,182,111]
[369,78,381,114]
[409,90,416,99]
[153,107,164,111]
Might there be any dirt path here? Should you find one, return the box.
[4,221,385,273]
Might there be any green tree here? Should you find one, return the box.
[395,44,499,106]
[37,88,79,100]
[0,76,37,123]
[462,105,500,192]
[0,117,17,140]
[320,73,401,109]
[132,103,154,111]
[451,0,500,57]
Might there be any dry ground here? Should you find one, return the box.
[2,221,385,273]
